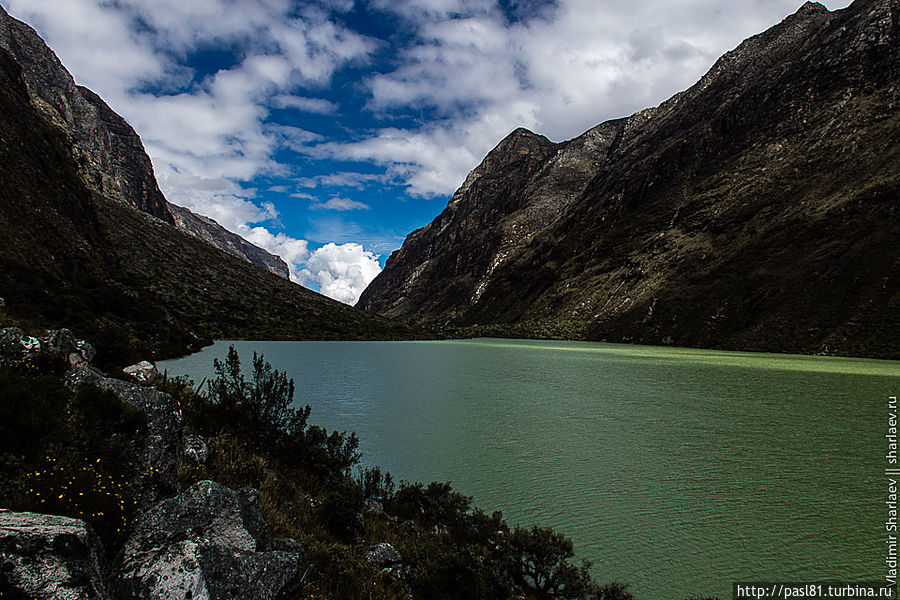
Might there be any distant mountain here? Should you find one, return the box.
[168,204,290,279]
[0,6,288,278]
[0,20,411,367]
[358,0,900,359]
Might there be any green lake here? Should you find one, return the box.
[159,338,900,599]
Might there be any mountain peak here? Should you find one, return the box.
[359,0,900,359]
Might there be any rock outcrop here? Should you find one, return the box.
[0,5,289,277]
[0,332,305,600]
[0,328,96,367]
[359,0,900,358]
[0,509,109,600]
[0,328,182,507]
[66,365,183,508]
[117,481,304,600]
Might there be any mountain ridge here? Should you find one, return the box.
[0,5,289,279]
[0,36,412,367]
[359,0,900,358]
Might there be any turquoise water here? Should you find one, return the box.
[160,339,900,599]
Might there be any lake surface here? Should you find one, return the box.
[160,339,900,599]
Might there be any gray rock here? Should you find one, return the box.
[366,542,402,568]
[66,366,182,507]
[41,329,96,366]
[119,481,304,600]
[170,204,291,279]
[0,327,41,359]
[0,509,109,600]
[182,434,209,465]
[0,328,95,366]
[122,360,158,383]
[363,499,385,514]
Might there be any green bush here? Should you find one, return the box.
[357,466,395,501]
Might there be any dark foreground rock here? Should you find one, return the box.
[0,327,95,366]
[117,481,305,600]
[66,365,183,508]
[0,509,109,600]
[0,327,181,508]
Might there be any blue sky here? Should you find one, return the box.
[2,0,852,303]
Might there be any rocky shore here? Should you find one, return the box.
[0,328,632,600]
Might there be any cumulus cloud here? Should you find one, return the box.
[299,243,382,305]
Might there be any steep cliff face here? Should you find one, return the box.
[0,6,289,278]
[359,0,900,358]
[0,43,410,367]
[0,6,173,223]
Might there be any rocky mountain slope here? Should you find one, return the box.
[0,5,289,279]
[358,0,900,359]
[168,204,290,279]
[0,40,410,368]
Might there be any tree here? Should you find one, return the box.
[207,346,308,448]
[509,525,594,599]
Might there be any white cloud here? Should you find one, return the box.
[296,172,387,189]
[312,197,371,211]
[299,243,382,305]
[271,94,337,113]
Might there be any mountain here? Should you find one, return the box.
[0,24,411,368]
[358,0,900,359]
[0,5,288,278]
[168,204,290,279]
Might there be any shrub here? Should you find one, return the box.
[318,476,365,542]
[357,466,395,501]
[509,525,594,600]
[206,346,305,448]
[198,346,361,478]
[593,581,637,600]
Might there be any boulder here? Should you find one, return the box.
[122,360,158,384]
[0,327,95,366]
[41,329,96,366]
[0,509,109,600]
[366,542,402,568]
[118,481,305,600]
[66,366,182,508]
[0,327,41,360]
[182,434,209,466]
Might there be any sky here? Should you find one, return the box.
[1,0,854,304]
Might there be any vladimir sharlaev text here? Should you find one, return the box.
[886,395,899,585]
